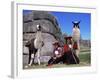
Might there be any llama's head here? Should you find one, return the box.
[72,21,80,29]
[72,21,80,42]
[36,24,41,31]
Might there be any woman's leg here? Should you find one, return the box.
[53,57,62,64]
[48,57,54,65]
[61,53,70,64]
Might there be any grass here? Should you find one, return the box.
[79,53,91,63]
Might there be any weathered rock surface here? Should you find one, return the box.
[23,11,63,64]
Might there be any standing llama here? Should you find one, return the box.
[26,24,44,66]
[72,21,80,58]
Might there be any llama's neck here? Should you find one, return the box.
[34,31,43,49]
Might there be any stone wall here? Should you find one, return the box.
[23,11,63,64]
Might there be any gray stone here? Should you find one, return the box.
[23,11,63,64]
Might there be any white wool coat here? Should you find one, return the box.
[72,27,80,42]
[34,31,43,49]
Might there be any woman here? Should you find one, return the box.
[63,36,80,64]
[47,41,63,66]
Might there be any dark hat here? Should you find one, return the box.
[52,41,59,45]
[64,36,72,40]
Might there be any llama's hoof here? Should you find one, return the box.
[28,64,32,66]
[38,64,41,66]
[25,65,28,68]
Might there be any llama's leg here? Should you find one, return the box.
[28,50,31,64]
[76,42,80,57]
[37,49,41,65]
[75,41,80,63]
[29,53,35,66]
[32,53,35,64]
[32,49,37,64]
[75,50,79,58]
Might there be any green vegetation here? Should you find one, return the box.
[23,47,91,69]
[79,53,91,64]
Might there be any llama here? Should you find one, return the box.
[72,21,80,58]
[26,24,44,66]
[33,24,44,65]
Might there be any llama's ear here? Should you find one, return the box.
[39,23,41,26]
[72,21,74,24]
[78,26,80,29]
[78,21,81,24]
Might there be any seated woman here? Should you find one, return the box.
[47,41,63,66]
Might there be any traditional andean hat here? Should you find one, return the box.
[64,36,72,40]
[52,41,59,45]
